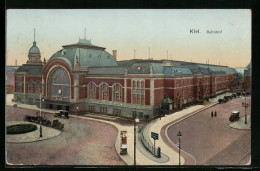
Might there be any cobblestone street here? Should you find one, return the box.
[167,97,251,165]
[6,106,125,165]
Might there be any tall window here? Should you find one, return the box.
[35,81,41,94]
[16,76,23,92]
[113,84,122,102]
[133,81,136,90]
[132,80,144,105]
[88,82,96,99]
[141,81,144,88]
[51,68,70,98]
[100,83,109,100]
[28,80,34,93]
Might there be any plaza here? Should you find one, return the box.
[5,93,251,165]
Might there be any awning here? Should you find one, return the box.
[36,98,71,105]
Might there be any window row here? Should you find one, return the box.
[88,82,123,102]
[16,80,42,94]
[132,80,144,89]
[89,106,121,115]
[176,79,194,87]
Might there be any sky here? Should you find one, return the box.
[6,9,251,68]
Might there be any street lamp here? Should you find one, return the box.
[133,112,139,166]
[242,97,250,124]
[39,94,44,138]
[177,131,182,166]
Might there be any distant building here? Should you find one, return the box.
[13,33,238,119]
[235,67,245,75]
[243,62,251,93]
[6,66,20,93]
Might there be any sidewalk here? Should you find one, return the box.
[5,94,211,165]
[229,115,251,130]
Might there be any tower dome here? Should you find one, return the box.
[29,41,40,54]
[26,29,42,64]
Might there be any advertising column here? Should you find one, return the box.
[120,131,127,155]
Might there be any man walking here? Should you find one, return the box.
[215,111,217,117]
[211,111,214,118]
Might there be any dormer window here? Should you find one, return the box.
[98,55,101,58]
[61,50,65,56]
[137,66,141,71]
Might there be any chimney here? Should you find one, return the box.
[15,59,17,66]
[112,50,117,60]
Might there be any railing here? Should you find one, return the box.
[138,125,161,158]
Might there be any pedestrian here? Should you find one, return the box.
[215,110,217,117]
[211,111,213,118]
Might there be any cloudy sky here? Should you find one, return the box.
[6,9,251,68]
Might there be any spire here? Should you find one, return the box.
[33,28,36,46]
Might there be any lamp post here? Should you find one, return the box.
[177,131,182,166]
[242,97,249,124]
[39,94,44,138]
[133,112,139,166]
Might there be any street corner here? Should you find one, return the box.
[6,121,61,143]
[229,115,251,130]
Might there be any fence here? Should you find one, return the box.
[138,125,161,158]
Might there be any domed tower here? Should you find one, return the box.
[27,29,42,64]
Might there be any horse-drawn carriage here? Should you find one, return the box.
[53,110,69,119]
[229,111,240,122]
[218,98,228,104]
[52,119,64,130]
[24,113,64,130]
[224,96,232,100]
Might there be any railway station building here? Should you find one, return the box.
[13,35,237,119]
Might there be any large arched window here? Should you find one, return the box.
[28,80,34,93]
[100,83,109,100]
[51,68,70,98]
[88,82,96,99]
[113,83,122,102]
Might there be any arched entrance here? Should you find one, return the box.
[50,67,70,99]
[45,67,71,110]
